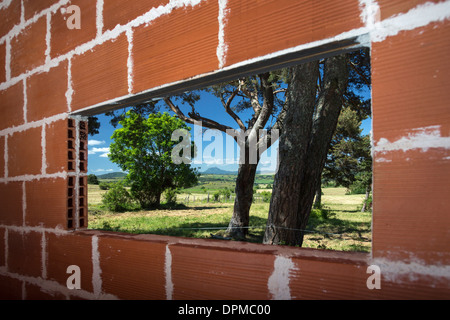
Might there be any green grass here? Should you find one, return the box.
[88,180,371,252]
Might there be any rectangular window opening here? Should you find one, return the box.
[80,46,372,253]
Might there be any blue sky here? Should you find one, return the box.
[87,91,371,175]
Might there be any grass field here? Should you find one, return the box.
[87,176,372,252]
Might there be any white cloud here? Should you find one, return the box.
[88,139,105,146]
[91,147,110,153]
[89,147,110,157]
[94,168,114,172]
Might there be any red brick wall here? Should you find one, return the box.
[0,0,449,300]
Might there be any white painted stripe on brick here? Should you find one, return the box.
[268,256,296,300]
[5,37,11,81]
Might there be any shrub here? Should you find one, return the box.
[260,191,272,203]
[88,174,99,185]
[102,182,134,212]
[164,188,179,205]
[99,182,111,190]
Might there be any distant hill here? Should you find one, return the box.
[201,167,237,175]
[96,172,127,179]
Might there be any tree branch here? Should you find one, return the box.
[220,89,246,131]
[163,97,238,136]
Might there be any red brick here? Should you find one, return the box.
[373,149,450,264]
[0,275,22,299]
[26,178,67,228]
[0,42,6,83]
[98,235,166,299]
[132,0,218,93]
[71,34,128,111]
[372,22,450,145]
[103,0,169,31]
[225,0,363,67]
[0,136,4,177]
[27,61,68,122]
[50,0,97,58]
[25,283,67,300]
[23,0,60,20]
[8,230,42,278]
[0,0,21,38]
[378,0,446,21]
[10,15,47,77]
[0,228,4,266]
[0,182,23,226]
[8,126,42,177]
[46,232,93,293]
[46,119,69,174]
[171,244,273,299]
[0,81,24,131]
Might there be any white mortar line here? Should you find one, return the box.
[74,118,80,228]
[20,0,25,25]
[216,0,229,69]
[66,58,73,112]
[0,171,67,183]
[165,244,173,300]
[268,255,296,300]
[371,257,450,285]
[96,0,104,38]
[0,113,68,137]
[41,124,47,174]
[3,135,7,178]
[41,231,47,279]
[45,12,51,64]
[22,78,27,123]
[92,235,102,297]
[5,36,11,82]
[3,228,7,269]
[21,181,26,227]
[126,29,134,94]
[370,0,450,42]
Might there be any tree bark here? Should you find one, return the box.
[226,161,258,239]
[313,183,322,209]
[263,54,349,246]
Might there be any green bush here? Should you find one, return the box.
[164,188,179,205]
[99,182,111,190]
[102,182,134,212]
[260,191,272,203]
[88,174,99,185]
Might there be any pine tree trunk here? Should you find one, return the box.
[263,54,349,247]
[313,183,322,209]
[227,161,258,239]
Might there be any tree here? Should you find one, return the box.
[263,48,371,246]
[108,111,198,209]
[87,174,99,185]
[162,73,287,239]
